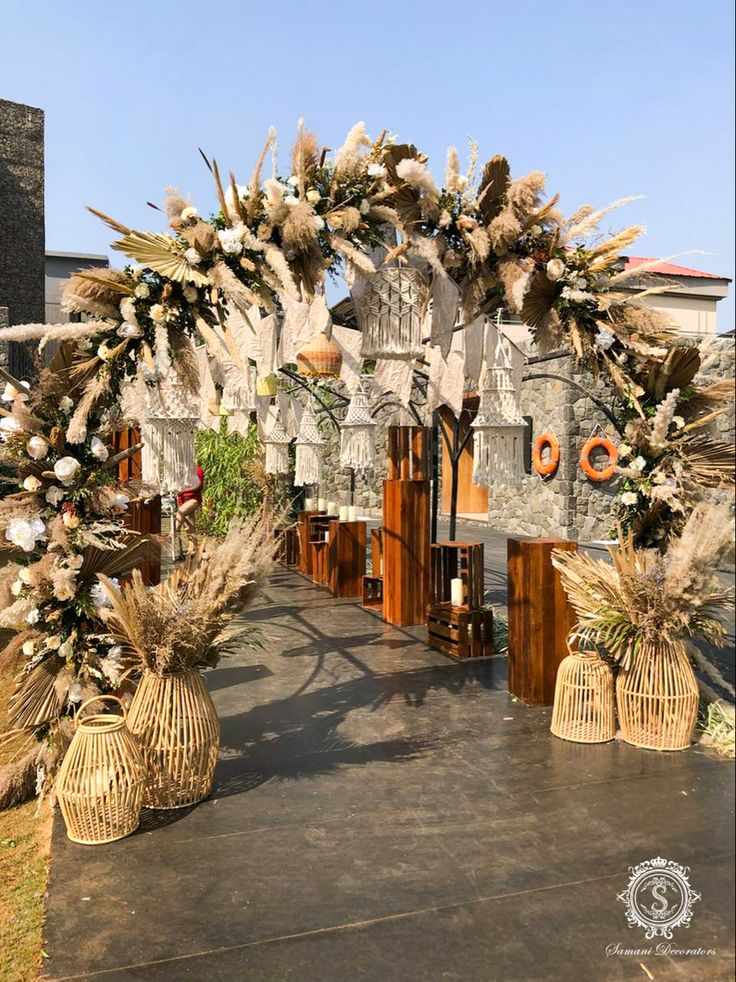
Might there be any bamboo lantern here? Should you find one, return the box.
[294,399,323,487]
[340,376,376,472]
[127,670,220,809]
[256,374,278,397]
[551,646,615,744]
[616,641,699,751]
[143,370,200,494]
[264,420,291,475]
[357,266,429,360]
[56,696,146,845]
[296,333,342,378]
[472,341,526,487]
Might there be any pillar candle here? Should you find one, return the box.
[327,500,336,515]
[339,505,349,521]
[450,578,464,607]
[324,530,330,542]
[305,497,314,510]
[347,505,357,522]
[318,497,326,510]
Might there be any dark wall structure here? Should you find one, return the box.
[0,98,45,378]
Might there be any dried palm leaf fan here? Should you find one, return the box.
[143,368,200,494]
[55,696,146,844]
[296,332,342,378]
[294,398,323,486]
[472,338,526,486]
[550,643,615,744]
[340,376,376,472]
[264,419,291,475]
[357,264,429,360]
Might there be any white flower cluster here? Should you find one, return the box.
[5,517,46,552]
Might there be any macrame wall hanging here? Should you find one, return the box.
[357,266,429,360]
[264,417,291,476]
[142,369,200,494]
[340,376,376,472]
[472,338,526,487]
[294,398,323,487]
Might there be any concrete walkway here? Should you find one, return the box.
[43,568,734,981]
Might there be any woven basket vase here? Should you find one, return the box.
[616,640,699,751]
[127,670,220,809]
[56,696,146,845]
[296,333,342,378]
[550,648,615,744]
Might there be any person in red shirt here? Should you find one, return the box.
[175,465,204,548]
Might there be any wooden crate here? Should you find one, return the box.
[507,537,578,706]
[427,603,494,660]
[296,510,325,576]
[361,575,383,611]
[328,520,366,598]
[429,542,484,609]
[311,541,331,587]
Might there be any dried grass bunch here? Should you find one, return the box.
[99,510,278,675]
[552,504,734,670]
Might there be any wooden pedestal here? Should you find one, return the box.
[328,520,366,598]
[507,537,578,706]
[278,526,299,566]
[297,510,325,576]
[383,479,430,626]
[311,541,330,586]
[123,495,161,586]
[361,575,383,611]
[427,603,494,660]
[430,542,484,608]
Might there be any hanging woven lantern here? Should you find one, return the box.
[340,377,376,472]
[264,421,291,475]
[296,332,342,378]
[294,399,323,486]
[357,266,429,360]
[472,341,526,487]
[143,370,200,495]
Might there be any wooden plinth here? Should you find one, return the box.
[427,603,494,660]
[430,542,484,609]
[361,575,383,611]
[311,541,331,587]
[507,537,578,706]
[327,520,366,598]
[382,479,430,627]
[296,511,325,576]
[123,496,161,586]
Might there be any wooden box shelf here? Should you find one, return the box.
[370,527,383,577]
[311,541,331,587]
[296,510,325,576]
[277,526,300,566]
[430,542,484,609]
[327,520,366,598]
[427,603,494,660]
[361,575,383,611]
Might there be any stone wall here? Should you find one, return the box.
[0,98,45,378]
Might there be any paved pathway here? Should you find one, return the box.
[43,568,734,981]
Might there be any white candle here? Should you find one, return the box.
[339,505,349,521]
[347,505,357,522]
[450,578,464,607]
[324,530,330,542]
[305,497,314,510]
[379,558,383,575]
[318,497,326,510]
[327,500,336,515]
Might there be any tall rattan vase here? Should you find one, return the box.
[56,696,146,845]
[127,671,220,809]
[551,648,615,744]
[616,641,699,751]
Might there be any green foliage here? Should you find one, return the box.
[195,421,265,536]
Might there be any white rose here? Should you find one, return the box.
[19,568,32,584]
[652,471,668,485]
[630,456,647,473]
[47,635,61,650]
[45,485,65,506]
[110,492,130,511]
[180,206,198,220]
[359,199,371,216]
[183,286,198,303]
[617,443,632,458]
[23,475,42,492]
[217,227,244,256]
[11,580,23,596]
[54,456,81,486]
[97,344,112,362]
[0,417,22,441]
[117,322,144,339]
[546,258,566,281]
[2,381,30,402]
[305,188,320,204]
[6,518,45,552]
[60,396,74,414]
[620,491,638,506]
[673,416,685,429]
[129,265,143,279]
[89,436,109,461]
[312,215,325,230]
[27,436,48,460]
[149,304,166,324]
[62,511,80,529]
[22,640,35,657]
[59,639,74,659]
[367,163,386,178]
[283,194,298,207]
[26,608,40,625]
[134,283,150,299]
[185,247,201,266]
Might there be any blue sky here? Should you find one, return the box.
[2,0,734,328]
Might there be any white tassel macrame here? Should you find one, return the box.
[264,422,291,475]
[340,377,376,472]
[356,266,429,360]
[472,340,526,487]
[294,399,323,487]
[143,370,200,494]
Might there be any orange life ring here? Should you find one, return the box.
[532,433,560,477]
[580,436,618,482]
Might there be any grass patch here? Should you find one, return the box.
[195,424,265,537]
